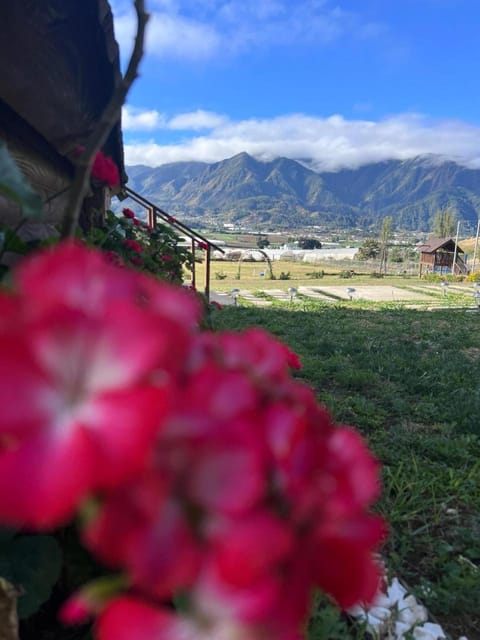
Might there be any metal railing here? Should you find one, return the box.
[122,187,224,300]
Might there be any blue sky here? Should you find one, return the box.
[110,0,480,170]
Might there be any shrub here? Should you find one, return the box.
[279,271,291,280]
[306,270,325,279]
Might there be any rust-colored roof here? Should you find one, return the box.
[416,237,464,254]
[0,0,125,182]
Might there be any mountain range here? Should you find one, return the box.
[125,153,480,231]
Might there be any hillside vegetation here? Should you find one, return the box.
[126,153,480,231]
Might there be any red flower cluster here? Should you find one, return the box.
[130,255,144,267]
[197,241,209,251]
[0,243,385,640]
[91,151,120,188]
[0,243,200,527]
[122,238,144,253]
[122,208,135,219]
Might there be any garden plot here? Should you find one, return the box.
[258,288,293,301]
[315,285,434,301]
[298,286,336,301]
[209,291,236,306]
[238,290,272,306]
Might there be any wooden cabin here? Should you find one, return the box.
[417,237,467,276]
[0,0,125,239]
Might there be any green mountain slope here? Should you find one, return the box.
[125,153,480,230]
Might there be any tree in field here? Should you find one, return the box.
[298,237,322,250]
[431,209,456,238]
[389,246,404,263]
[379,216,393,274]
[256,235,270,249]
[356,239,381,260]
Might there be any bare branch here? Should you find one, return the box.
[60,0,149,239]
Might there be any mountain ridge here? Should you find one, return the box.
[125,153,480,231]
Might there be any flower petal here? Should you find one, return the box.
[0,430,94,528]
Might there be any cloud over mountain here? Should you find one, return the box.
[123,110,480,171]
[125,152,480,231]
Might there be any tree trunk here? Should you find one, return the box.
[0,578,19,640]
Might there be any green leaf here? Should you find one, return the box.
[0,224,29,256]
[0,142,42,218]
[0,535,62,618]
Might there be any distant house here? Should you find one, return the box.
[0,0,125,235]
[417,237,467,276]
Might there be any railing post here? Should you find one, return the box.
[191,238,196,290]
[147,206,156,229]
[205,244,211,302]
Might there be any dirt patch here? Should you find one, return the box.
[462,347,480,361]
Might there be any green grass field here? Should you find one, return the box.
[192,258,478,295]
[212,304,480,639]
[203,259,413,290]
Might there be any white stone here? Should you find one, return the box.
[386,578,408,605]
[397,595,428,625]
[412,622,447,639]
[392,620,411,639]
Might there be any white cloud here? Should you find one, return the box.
[122,106,166,130]
[122,107,229,131]
[111,8,220,60]
[110,0,385,61]
[168,110,228,130]
[124,111,480,170]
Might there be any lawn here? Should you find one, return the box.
[193,257,477,295]
[202,259,417,291]
[212,303,480,639]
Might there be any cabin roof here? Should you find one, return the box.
[416,237,464,254]
[0,0,126,182]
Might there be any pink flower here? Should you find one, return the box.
[130,255,144,267]
[0,306,168,528]
[211,513,294,587]
[59,593,93,625]
[104,251,124,267]
[122,208,135,219]
[133,218,141,227]
[313,514,385,609]
[97,597,272,640]
[91,151,120,187]
[122,239,144,253]
[0,243,385,637]
[98,598,204,640]
[82,327,385,637]
[84,468,201,599]
[0,243,200,528]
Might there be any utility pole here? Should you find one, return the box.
[472,218,480,274]
[451,220,460,275]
